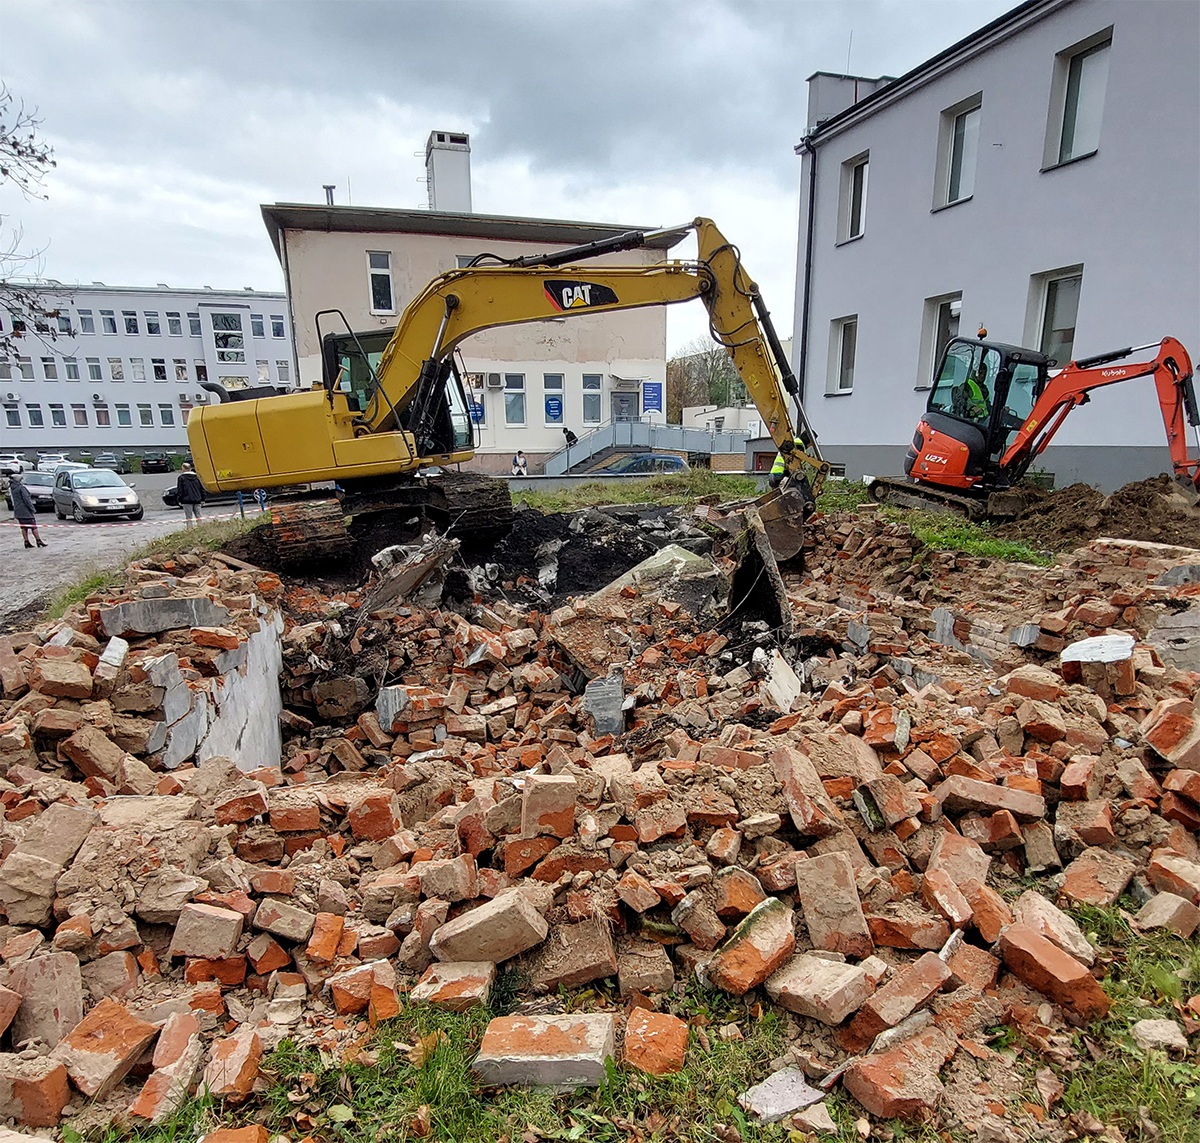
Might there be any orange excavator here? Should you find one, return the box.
[868,334,1199,518]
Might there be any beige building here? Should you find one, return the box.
[260,202,682,473]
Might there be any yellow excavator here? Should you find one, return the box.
[187,218,828,563]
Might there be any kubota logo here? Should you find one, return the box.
[1102,368,1128,378]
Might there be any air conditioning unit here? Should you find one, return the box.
[195,393,207,403]
[4,392,16,402]
[92,393,102,401]
[485,373,503,390]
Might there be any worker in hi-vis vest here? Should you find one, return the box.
[768,438,804,489]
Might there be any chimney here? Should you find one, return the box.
[425,131,472,213]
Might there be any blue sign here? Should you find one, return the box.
[544,395,563,423]
[643,381,663,413]
[469,401,485,423]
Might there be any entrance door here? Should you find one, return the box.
[611,391,640,422]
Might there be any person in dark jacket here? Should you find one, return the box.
[9,473,46,548]
[175,463,205,527]
[562,426,579,448]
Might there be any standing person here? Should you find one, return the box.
[175,462,205,528]
[511,450,528,476]
[562,426,579,448]
[9,473,46,548]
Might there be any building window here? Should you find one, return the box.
[100,310,117,334]
[116,404,132,426]
[503,373,526,425]
[77,309,95,334]
[145,311,161,335]
[95,404,110,426]
[174,360,188,381]
[277,361,290,385]
[827,316,858,393]
[368,252,394,313]
[1038,270,1083,364]
[50,404,66,427]
[138,404,153,427]
[130,358,146,381]
[188,312,202,336]
[123,311,139,335]
[17,357,33,380]
[271,314,285,338]
[212,312,246,362]
[917,294,962,388]
[195,361,208,383]
[167,311,182,336]
[159,404,175,426]
[257,360,270,383]
[4,406,19,428]
[72,404,88,427]
[40,357,57,380]
[152,358,167,381]
[108,358,124,381]
[26,404,43,427]
[582,372,602,424]
[57,314,72,334]
[1044,31,1112,168]
[251,314,265,338]
[542,373,564,425]
[64,357,80,380]
[838,154,869,242]
[936,97,981,207]
[0,360,9,380]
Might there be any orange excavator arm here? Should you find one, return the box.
[1000,337,1200,489]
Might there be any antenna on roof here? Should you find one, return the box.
[846,29,853,73]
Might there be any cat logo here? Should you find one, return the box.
[544,280,619,311]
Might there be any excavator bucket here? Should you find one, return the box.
[755,488,809,562]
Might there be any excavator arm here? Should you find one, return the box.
[189,218,826,498]
[1000,337,1199,489]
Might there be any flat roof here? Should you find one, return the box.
[5,280,284,299]
[260,203,688,260]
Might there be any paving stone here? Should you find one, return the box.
[1134,892,1200,938]
[843,1026,958,1123]
[51,997,158,1098]
[765,954,876,1024]
[707,899,796,996]
[430,889,549,963]
[794,851,873,958]
[623,1007,687,1076]
[0,1055,71,1127]
[472,1013,616,1090]
[170,903,244,960]
[411,962,495,1011]
[998,923,1110,1026]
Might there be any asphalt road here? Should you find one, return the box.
[0,472,268,628]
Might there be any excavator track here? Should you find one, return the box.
[867,476,988,520]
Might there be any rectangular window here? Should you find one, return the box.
[195,361,208,383]
[152,358,167,381]
[188,312,202,336]
[1039,272,1083,364]
[123,311,139,335]
[26,404,43,427]
[108,358,124,380]
[582,372,603,424]
[167,311,182,336]
[251,314,265,338]
[839,154,869,241]
[174,359,188,381]
[935,95,982,208]
[50,404,66,427]
[100,309,117,334]
[4,406,19,428]
[78,309,95,334]
[0,361,9,380]
[64,357,80,380]
[543,373,563,390]
[17,357,33,380]
[57,314,72,334]
[86,357,102,380]
[138,404,153,427]
[828,317,858,393]
[212,312,246,362]
[130,358,146,380]
[159,404,175,426]
[271,314,285,338]
[368,251,394,313]
[917,294,962,388]
[1058,38,1111,164]
[257,360,270,383]
[95,404,110,426]
[504,373,526,425]
[145,311,161,335]
[72,404,88,427]
[116,404,132,426]
[277,361,290,385]
[41,357,58,380]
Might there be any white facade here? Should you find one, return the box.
[682,404,764,436]
[0,285,293,456]
[793,0,1200,491]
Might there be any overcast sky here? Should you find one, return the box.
[2,0,1011,352]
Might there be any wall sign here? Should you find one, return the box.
[642,381,663,413]
[544,395,563,423]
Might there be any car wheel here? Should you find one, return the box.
[72,504,88,524]
[129,508,144,520]
[55,507,65,519]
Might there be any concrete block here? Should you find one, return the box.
[99,597,231,637]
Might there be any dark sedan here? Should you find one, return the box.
[139,451,173,473]
[92,452,133,474]
[4,472,55,512]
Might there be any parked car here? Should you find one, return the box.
[36,453,69,473]
[4,472,54,512]
[52,461,92,477]
[139,451,173,473]
[596,452,690,475]
[162,485,263,508]
[0,454,29,475]
[92,452,132,474]
[53,469,143,522]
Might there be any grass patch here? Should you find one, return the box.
[816,478,871,514]
[882,508,1054,566]
[516,469,761,514]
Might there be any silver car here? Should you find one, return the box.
[53,468,143,522]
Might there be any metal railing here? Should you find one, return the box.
[543,419,750,475]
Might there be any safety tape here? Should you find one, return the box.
[0,509,268,530]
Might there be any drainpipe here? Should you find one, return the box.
[795,134,818,413]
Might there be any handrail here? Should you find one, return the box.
[543,420,751,475]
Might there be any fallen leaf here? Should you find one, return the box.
[854,1117,870,1139]
[327,1104,354,1123]
[410,1105,432,1138]
[1035,1066,1064,1110]
[407,1030,447,1068]
[1136,1107,1161,1142]
[1072,1111,1106,1133]
[696,1028,711,1052]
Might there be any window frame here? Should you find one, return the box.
[276,360,290,385]
[41,357,58,380]
[50,403,66,427]
[933,94,982,211]
[837,153,870,243]
[188,313,202,336]
[368,251,395,315]
[64,357,80,380]
[71,403,88,427]
[137,403,154,427]
[166,311,183,336]
[503,373,526,426]
[251,314,265,339]
[4,405,19,428]
[100,310,117,334]
[108,358,124,381]
[1042,28,1113,171]
[543,372,565,426]
[77,309,95,334]
[271,314,286,338]
[130,358,146,381]
[1024,264,1084,366]
[26,404,43,427]
[582,372,603,425]
[152,358,168,382]
[94,404,111,427]
[916,292,963,390]
[123,310,140,335]
[145,311,161,335]
[158,404,176,426]
[826,315,858,395]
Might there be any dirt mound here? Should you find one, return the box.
[994,474,1200,550]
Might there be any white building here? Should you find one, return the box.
[0,284,293,457]
[792,0,1200,490]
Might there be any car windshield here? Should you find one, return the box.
[24,474,53,487]
[73,471,126,488]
